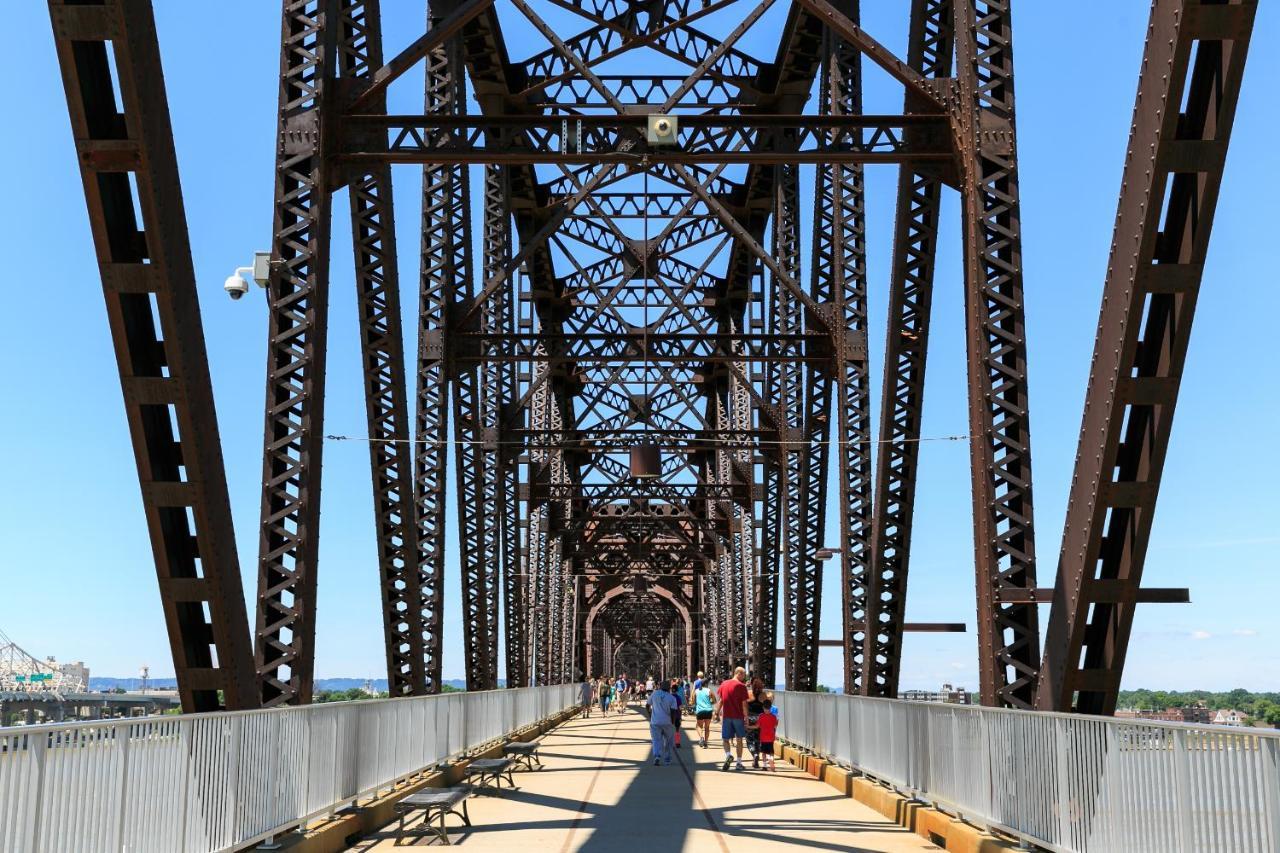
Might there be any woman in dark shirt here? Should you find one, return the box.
[745,676,766,768]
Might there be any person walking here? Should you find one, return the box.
[645,674,655,700]
[614,674,629,714]
[580,675,595,718]
[745,676,766,768]
[669,678,684,749]
[646,679,678,765]
[757,692,778,771]
[694,677,715,747]
[599,676,612,715]
[717,666,750,771]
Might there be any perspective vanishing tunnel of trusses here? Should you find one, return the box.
[45,0,1255,715]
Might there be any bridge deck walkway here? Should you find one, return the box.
[350,705,939,852]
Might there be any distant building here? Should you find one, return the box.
[1213,709,1247,726]
[900,684,973,705]
[47,658,90,690]
[1178,704,1212,724]
[1114,704,1213,725]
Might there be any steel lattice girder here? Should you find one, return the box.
[338,0,427,699]
[953,0,1042,710]
[810,1,874,697]
[334,114,952,165]
[252,0,339,708]
[862,0,953,699]
[1035,0,1257,715]
[46,0,258,713]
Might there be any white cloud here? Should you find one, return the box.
[1232,629,1258,637]
[1190,630,1212,640]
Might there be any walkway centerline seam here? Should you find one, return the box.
[558,713,622,853]
[672,720,732,853]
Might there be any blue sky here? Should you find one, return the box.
[1,3,1276,692]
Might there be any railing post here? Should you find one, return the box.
[113,723,132,851]
[300,708,313,818]
[25,730,48,853]
[225,714,243,840]
[1172,728,1194,852]
[177,719,192,850]
[1053,717,1071,849]
[1262,736,1280,851]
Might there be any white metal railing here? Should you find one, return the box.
[775,691,1280,853]
[0,684,576,853]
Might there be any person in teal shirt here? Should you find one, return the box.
[693,678,715,748]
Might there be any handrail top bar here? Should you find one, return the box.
[773,690,1280,740]
[0,683,571,737]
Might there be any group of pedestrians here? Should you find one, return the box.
[711,667,777,771]
[597,667,777,770]
[578,673,641,718]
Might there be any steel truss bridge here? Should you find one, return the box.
[44,0,1256,721]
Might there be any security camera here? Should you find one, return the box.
[224,274,249,300]
[647,114,679,145]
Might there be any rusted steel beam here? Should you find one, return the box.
[863,0,953,699]
[47,0,257,713]
[338,0,426,699]
[1037,0,1256,716]
[954,0,1041,709]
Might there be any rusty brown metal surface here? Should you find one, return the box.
[47,0,1256,710]
[1036,0,1257,715]
[47,0,257,712]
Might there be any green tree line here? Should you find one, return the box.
[314,684,463,703]
[1119,689,1280,726]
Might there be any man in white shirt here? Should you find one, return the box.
[647,680,678,765]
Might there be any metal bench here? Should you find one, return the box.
[464,757,516,794]
[394,786,472,846]
[502,740,543,771]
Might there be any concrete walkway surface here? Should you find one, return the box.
[349,705,939,851]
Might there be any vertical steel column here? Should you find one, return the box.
[810,6,873,696]
[730,357,756,675]
[545,393,571,684]
[775,164,817,690]
[528,362,553,685]
[451,173,505,691]
[713,382,740,663]
[710,566,726,670]
[255,0,339,707]
[754,444,782,681]
[47,0,258,712]
[954,0,1040,708]
[1037,0,1256,714]
[336,0,425,698]
[864,0,953,698]
[414,4,468,693]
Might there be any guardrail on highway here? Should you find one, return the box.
[776,691,1280,853]
[0,684,577,853]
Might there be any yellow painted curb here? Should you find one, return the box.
[790,752,1024,852]
[822,763,853,796]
